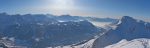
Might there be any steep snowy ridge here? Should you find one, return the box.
[93,16,150,48]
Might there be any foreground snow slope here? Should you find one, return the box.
[47,37,97,48]
[105,38,150,48]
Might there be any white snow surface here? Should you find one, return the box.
[105,38,150,48]
[47,37,97,48]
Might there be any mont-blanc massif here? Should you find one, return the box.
[0,0,150,48]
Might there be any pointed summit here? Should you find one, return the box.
[122,16,133,19]
[121,16,136,23]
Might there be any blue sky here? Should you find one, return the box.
[0,0,149,20]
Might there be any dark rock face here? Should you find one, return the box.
[0,43,8,48]
[0,13,100,48]
[93,16,150,48]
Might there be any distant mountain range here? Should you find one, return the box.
[85,17,118,23]
[0,13,103,48]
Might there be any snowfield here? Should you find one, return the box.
[105,38,150,48]
[47,38,97,48]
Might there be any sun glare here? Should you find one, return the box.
[50,0,74,10]
[48,0,75,15]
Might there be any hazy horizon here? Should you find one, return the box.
[0,0,149,21]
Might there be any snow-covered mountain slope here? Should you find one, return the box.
[92,16,150,48]
[46,15,150,48]
[47,37,97,48]
[0,13,102,48]
[46,28,106,48]
[105,38,150,48]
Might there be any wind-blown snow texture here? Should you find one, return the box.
[93,16,150,48]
